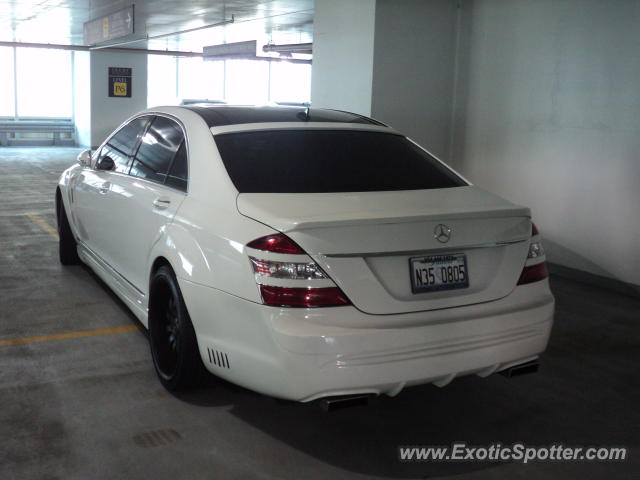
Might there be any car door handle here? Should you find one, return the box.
[99,182,110,194]
[153,197,171,209]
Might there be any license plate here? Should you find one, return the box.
[410,254,469,293]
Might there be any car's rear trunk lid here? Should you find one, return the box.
[237,186,531,314]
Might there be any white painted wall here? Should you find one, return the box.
[311,0,376,115]
[452,0,640,286]
[371,0,459,159]
[73,51,91,147]
[89,50,147,147]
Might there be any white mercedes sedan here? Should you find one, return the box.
[56,105,554,402]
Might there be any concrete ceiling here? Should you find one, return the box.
[0,0,314,52]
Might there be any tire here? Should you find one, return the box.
[148,265,205,391]
[57,198,80,265]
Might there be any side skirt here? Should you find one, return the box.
[77,242,149,327]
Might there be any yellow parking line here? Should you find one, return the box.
[25,213,59,240]
[0,325,141,347]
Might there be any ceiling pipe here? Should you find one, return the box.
[259,56,311,64]
[0,39,311,63]
[0,40,202,57]
[227,56,311,65]
[0,41,88,52]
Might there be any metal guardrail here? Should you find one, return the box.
[0,119,75,146]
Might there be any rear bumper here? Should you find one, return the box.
[180,278,554,401]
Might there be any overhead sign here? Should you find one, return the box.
[203,40,257,60]
[84,6,134,45]
[108,67,132,98]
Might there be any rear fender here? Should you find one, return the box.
[147,223,207,289]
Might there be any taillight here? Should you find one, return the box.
[531,222,539,236]
[249,257,327,280]
[259,285,350,308]
[517,222,549,285]
[247,234,305,254]
[247,233,351,308]
[518,262,549,285]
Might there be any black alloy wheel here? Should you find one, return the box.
[57,197,80,265]
[149,265,205,391]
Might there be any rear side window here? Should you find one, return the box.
[165,142,188,192]
[99,116,150,174]
[214,130,465,193]
[130,116,184,184]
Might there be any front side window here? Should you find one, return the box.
[214,130,466,193]
[99,116,150,174]
[130,116,184,184]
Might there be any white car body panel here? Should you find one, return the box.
[103,174,186,292]
[237,188,533,314]
[183,278,553,401]
[236,185,530,233]
[56,105,555,401]
[71,168,113,255]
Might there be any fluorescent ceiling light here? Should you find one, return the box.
[203,40,257,59]
[262,43,312,55]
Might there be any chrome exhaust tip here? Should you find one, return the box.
[319,394,374,412]
[499,359,540,378]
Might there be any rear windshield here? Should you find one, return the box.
[214,130,466,193]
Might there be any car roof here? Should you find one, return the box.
[181,105,387,128]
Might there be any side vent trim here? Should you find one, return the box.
[206,348,230,369]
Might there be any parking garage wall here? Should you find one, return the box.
[451,0,640,287]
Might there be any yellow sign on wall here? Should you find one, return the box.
[102,18,109,39]
[108,67,132,98]
[113,82,127,96]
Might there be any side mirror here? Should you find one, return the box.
[77,149,92,167]
[97,156,115,171]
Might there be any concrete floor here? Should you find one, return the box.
[0,147,638,480]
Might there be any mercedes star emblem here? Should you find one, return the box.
[434,224,452,243]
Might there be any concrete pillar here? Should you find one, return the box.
[73,51,91,147]
[310,0,376,116]
[89,50,148,147]
[71,50,148,148]
[311,0,459,159]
